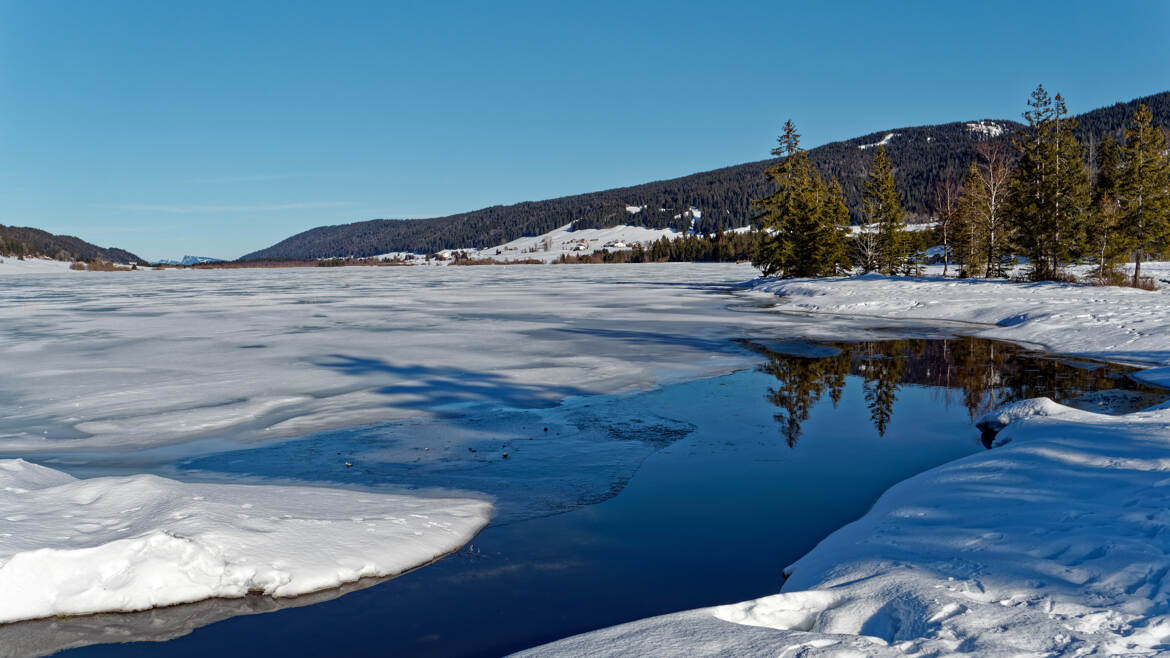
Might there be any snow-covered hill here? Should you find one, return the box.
[375,223,715,263]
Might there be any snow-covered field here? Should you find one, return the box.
[0,459,490,624]
[525,271,1170,656]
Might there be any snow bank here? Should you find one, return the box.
[0,459,490,624]
[750,274,1170,365]
[523,398,1170,656]
[974,396,1071,432]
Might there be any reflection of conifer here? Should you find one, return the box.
[758,347,851,447]
[860,341,908,436]
[753,336,1152,449]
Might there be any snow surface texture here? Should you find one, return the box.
[523,274,1170,656]
[0,459,490,624]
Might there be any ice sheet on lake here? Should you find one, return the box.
[0,264,765,455]
[0,459,491,624]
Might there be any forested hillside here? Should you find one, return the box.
[244,91,1169,260]
[0,225,142,263]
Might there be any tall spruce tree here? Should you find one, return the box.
[862,146,909,275]
[753,120,804,276]
[1090,134,1125,280]
[820,179,852,273]
[1006,86,1091,280]
[1118,104,1170,286]
[753,120,850,277]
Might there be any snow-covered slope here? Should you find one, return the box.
[382,223,691,263]
[0,459,490,624]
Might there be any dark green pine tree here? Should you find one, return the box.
[752,120,804,276]
[1006,86,1091,280]
[753,120,850,278]
[862,146,909,275]
[1118,104,1170,286]
[819,179,852,274]
[1090,134,1125,280]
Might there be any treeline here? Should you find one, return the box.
[0,225,142,264]
[756,86,1170,285]
[243,92,1170,260]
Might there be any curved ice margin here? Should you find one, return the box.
[0,460,491,624]
[519,274,1170,656]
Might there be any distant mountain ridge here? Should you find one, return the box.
[245,91,1170,260]
[0,225,142,264]
[154,255,224,266]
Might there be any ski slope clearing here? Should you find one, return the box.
[0,459,490,624]
[520,273,1170,656]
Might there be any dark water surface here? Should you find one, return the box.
[18,337,1163,658]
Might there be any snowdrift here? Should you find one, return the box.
[0,460,491,623]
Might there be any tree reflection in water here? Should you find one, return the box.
[746,337,1162,447]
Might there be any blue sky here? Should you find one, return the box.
[2,1,1168,260]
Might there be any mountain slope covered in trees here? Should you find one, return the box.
[0,225,143,264]
[244,91,1170,260]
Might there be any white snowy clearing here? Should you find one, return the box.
[522,272,1170,657]
[411,223,692,263]
[0,458,490,624]
[965,120,1006,138]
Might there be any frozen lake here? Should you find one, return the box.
[0,264,1162,656]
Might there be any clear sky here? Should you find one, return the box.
[2,1,1168,260]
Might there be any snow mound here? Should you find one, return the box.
[0,459,491,624]
[974,397,1072,432]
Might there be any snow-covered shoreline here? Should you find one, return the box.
[0,459,491,624]
[522,274,1170,656]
